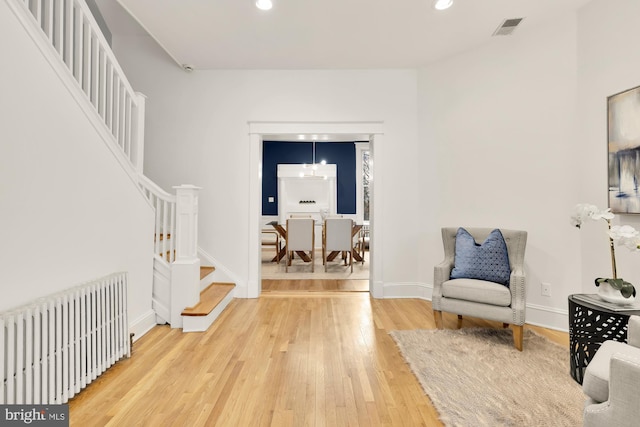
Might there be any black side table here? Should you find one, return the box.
[568,294,640,384]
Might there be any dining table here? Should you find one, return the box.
[268,222,364,264]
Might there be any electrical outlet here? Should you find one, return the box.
[541,282,551,297]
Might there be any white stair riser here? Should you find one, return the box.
[182,289,235,333]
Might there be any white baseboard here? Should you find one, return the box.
[382,282,433,299]
[379,282,569,332]
[197,246,218,270]
[129,309,157,342]
[198,247,243,286]
[524,303,569,332]
[236,282,251,299]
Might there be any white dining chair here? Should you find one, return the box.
[285,218,315,272]
[323,218,354,272]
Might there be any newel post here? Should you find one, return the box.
[170,185,201,328]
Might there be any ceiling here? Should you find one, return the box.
[95,0,591,70]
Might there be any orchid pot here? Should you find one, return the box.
[571,204,640,305]
[595,278,636,305]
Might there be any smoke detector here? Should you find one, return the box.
[493,18,524,36]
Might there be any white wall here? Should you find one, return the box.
[417,12,582,329]
[108,1,640,331]
[0,0,155,337]
[576,0,640,296]
[112,34,422,294]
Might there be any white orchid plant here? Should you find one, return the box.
[571,203,640,299]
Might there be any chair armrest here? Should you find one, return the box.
[584,352,640,427]
[434,260,453,286]
[509,270,526,291]
[508,269,526,325]
[628,315,640,348]
[433,259,454,305]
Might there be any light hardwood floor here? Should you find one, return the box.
[262,278,370,292]
[69,284,568,426]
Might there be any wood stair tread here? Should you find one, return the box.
[181,283,235,316]
[200,266,215,279]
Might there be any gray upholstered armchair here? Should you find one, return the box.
[432,227,528,350]
[583,315,640,427]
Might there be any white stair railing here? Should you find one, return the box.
[13,0,145,172]
[9,0,205,328]
[8,0,178,250]
[138,175,176,264]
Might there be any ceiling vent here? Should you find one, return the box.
[493,18,524,36]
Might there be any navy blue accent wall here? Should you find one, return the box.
[262,142,312,215]
[316,142,356,214]
[262,141,356,216]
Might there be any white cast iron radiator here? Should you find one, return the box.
[1,272,130,404]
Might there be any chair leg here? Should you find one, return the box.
[311,249,314,273]
[512,325,523,351]
[433,311,443,329]
[324,250,328,272]
[350,249,353,273]
[457,315,463,329]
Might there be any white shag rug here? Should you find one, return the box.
[390,328,584,427]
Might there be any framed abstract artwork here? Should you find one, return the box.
[608,85,640,214]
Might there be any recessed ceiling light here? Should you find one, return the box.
[255,0,272,10]
[434,0,453,10]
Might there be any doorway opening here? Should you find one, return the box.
[247,122,383,298]
[260,140,371,292]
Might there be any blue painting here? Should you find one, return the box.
[608,85,640,214]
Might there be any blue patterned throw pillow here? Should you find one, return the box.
[450,228,511,286]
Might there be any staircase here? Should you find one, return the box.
[5,0,234,332]
[141,179,236,331]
